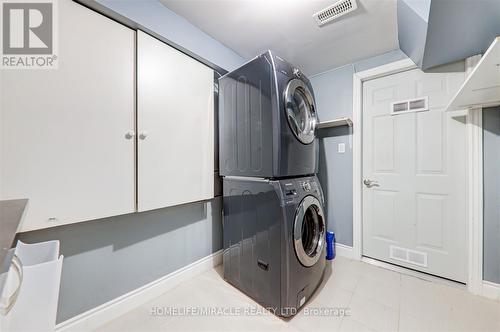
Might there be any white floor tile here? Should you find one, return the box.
[288,312,344,332]
[399,312,445,332]
[289,286,352,332]
[360,262,402,285]
[328,262,363,292]
[93,305,170,332]
[349,292,399,332]
[447,290,500,331]
[161,313,289,332]
[93,258,500,332]
[399,275,454,322]
[354,275,401,309]
[340,317,378,332]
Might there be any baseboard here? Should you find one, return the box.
[55,250,223,332]
[481,281,500,301]
[335,243,355,259]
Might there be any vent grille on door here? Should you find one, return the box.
[389,245,428,267]
[390,97,429,115]
[313,0,358,26]
[392,102,408,113]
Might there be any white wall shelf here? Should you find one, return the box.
[317,117,353,129]
[446,36,500,111]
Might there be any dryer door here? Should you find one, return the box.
[284,79,317,145]
[294,196,326,267]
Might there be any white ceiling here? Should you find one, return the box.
[160,0,399,76]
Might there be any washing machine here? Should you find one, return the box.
[219,50,318,178]
[222,175,326,316]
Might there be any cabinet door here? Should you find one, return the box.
[137,31,214,212]
[1,0,136,231]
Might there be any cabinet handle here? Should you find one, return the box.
[0,255,23,316]
[125,131,135,140]
[139,132,148,140]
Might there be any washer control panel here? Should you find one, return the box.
[283,182,297,205]
[280,176,322,205]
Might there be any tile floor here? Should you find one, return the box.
[96,257,500,332]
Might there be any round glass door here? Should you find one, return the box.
[294,196,325,267]
[284,79,317,144]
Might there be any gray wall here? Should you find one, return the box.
[397,0,429,68]
[310,49,408,246]
[482,107,500,284]
[397,0,500,70]
[313,65,354,246]
[400,0,431,21]
[19,199,222,323]
[18,0,243,324]
[424,0,500,69]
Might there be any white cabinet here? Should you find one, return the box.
[1,0,136,231]
[1,2,215,230]
[137,31,214,212]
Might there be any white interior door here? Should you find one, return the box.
[1,0,136,231]
[137,31,214,212]
[362,68,467,282]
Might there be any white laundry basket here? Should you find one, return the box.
[0,240,63,332]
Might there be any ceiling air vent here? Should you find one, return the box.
[313,0,358,26]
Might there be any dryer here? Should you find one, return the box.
[219,51,318,178]
[222,175,326,316]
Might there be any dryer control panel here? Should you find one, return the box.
[301,181,312,192]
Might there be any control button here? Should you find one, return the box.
[302,182,311,192]
[293,68,301,78]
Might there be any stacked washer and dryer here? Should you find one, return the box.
[218,51,326,317]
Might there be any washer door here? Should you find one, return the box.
[294,196,326,267]
[284,79,317,145]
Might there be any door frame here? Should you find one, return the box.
[351,58,485,295]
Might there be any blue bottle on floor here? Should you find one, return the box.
[326,231,335,260]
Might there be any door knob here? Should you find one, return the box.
[139,132,148,140]
[363,179,380,188]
